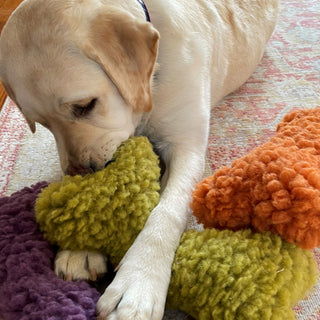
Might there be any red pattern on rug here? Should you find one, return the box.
[0,99,27,196]
[207,0,320,172]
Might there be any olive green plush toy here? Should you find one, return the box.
[35,137,318,320]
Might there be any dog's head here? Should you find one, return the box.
[0,0,159,175]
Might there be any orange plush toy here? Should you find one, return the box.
[191,108,320,249]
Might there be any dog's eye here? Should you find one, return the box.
[72,98,97,118]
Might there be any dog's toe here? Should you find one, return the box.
[55,250,107,281]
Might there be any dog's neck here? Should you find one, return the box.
[136,0,151,22]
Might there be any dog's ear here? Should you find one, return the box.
[1,80,36,133]
[21,111,36,133]
[84,8,159,112]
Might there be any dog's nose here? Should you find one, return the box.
[65,164,94,176]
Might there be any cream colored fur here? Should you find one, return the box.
[0,0,278,319]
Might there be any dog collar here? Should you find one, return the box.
[136,0,151,22]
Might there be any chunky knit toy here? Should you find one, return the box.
[36,136,160,266]
[191,108,320,249]
[0,182,100,320]
[34,136,318,320]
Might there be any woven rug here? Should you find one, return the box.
[0,0,319,318]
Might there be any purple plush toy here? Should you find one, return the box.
[0,182,100,320]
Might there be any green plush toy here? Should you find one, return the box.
[36,136,160,266]
[35,137,318,320]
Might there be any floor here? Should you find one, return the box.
[0,0,23,111]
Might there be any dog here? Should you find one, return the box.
[0,0,278,319]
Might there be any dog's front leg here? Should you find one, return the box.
[97,132,209,319]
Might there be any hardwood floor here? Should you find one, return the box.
[0,0,23,111]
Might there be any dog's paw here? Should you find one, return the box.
[96,248,170,320]
[96,268,168,320]
[55,250,107,281]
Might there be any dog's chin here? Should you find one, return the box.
[63,157,117,176]
[64,164,95,177]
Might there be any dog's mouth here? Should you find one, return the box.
[102,140,166,180]
[104,159,116,168]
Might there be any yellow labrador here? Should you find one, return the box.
[0,0,278,319]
